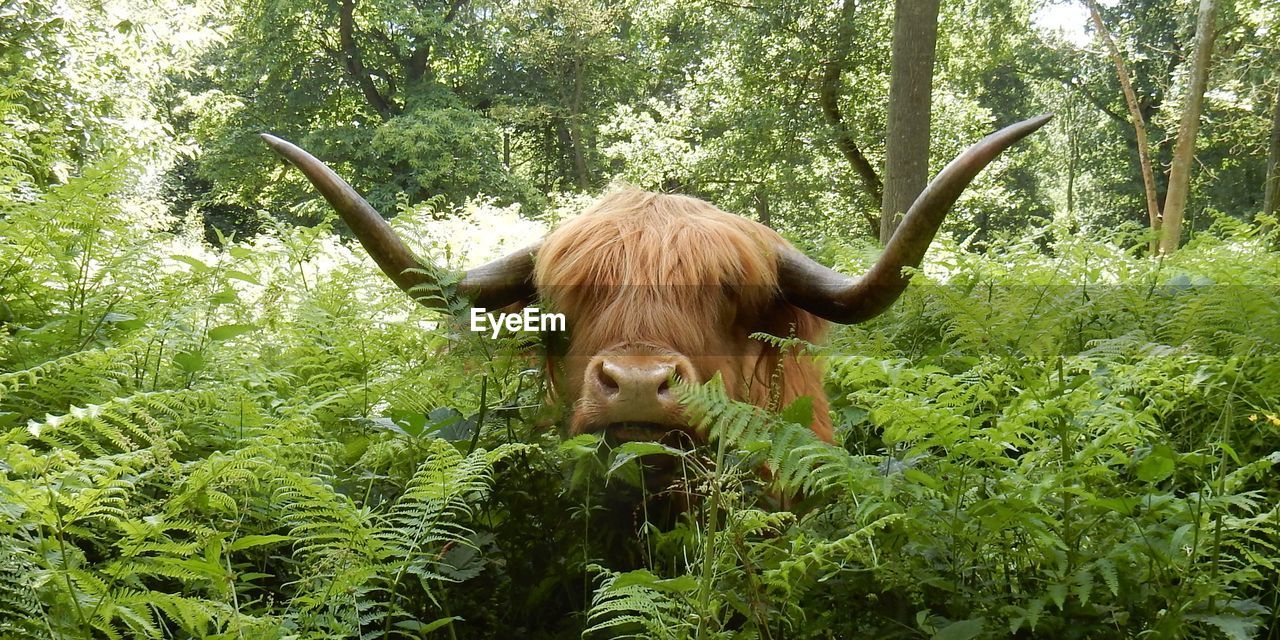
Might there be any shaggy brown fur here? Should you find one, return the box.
[534,189,833,442]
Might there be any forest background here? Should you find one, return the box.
[1,0,1279,637]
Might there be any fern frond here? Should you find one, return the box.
[677,374,772,446]
[677,376,862,497]
[0,543,46,639]
[0,347,133,417]
[19,390,212,459]
[585,567,694,639]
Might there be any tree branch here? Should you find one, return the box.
[820,0,882,236]
[337,0,397,119]
[1085,0,1162,251]
[1067,77,1130,126]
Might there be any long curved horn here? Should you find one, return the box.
[778,114,1052,324]
[260,134,538,310]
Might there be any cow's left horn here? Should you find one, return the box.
[260,134,538,310]
[778,114,1052,324]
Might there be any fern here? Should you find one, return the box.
[2,141,1278,638]
[0,543,46,639]
[676,374,867,499]
[585,567,697,639]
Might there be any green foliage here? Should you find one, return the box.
[0,0,123,192]
[581,229,1280,638]
[5,148,1280,638]
[4,1,1280,635]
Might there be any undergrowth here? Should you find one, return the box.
[1,160,1277,638]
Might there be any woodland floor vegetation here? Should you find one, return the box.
[1,171,1277,638]
[3,0,1279,637]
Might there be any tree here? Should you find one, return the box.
[1158,0,1217,253]
[170,0,529,231]
[880,0,941,243]
[488,0,640,193]
[1037,0,1185,231]
[821,0,887,237]
[1266,79,1280,221]
[0,0,131,192]
[1084,0,1162,253]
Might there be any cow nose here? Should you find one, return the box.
[597,359,674,398]
[585,355,695,426]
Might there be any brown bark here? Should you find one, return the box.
[820,0,882,237]
[1265,80,1280,221]
[1084,0,1162,253]
[568,57,590,190]
[1067,101,1078,220]
[753,186,772,228]
[1158,0,1217,254]
[406,45,432,83]
[337,0,396,120]
[337,0,397,119]
[880,0,940,244]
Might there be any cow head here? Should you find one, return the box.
[261,115,1049,450]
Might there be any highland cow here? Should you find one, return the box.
[261,115,1049,448]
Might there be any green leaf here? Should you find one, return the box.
[423,407,474,442]
[173,351,205,373]
[611,440,686,460]
[904,468,943,491]
[172,254,212,272]
[1088,496,1141,515]
[1094,558,1119,596]
[103,312,145,330]
[209,288,239,306]
[1188,614,1260,640]
[386,409,428,437]
[610,570,698,594]
[225,269,259,284]
[559,433,600,456]
[209,324,257,341]
[228,535,293,552]
[607,441,686,475]
[1135,444,1176,482]
[1047,583,1068,610]
[933,618,985,640]
[779,395,813,426]
[395,617,462,634]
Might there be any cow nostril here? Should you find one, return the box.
[596,362,620,394]
[656,378,670,396]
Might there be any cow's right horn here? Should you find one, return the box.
[777,114,1052,324]
[260,134,538,310]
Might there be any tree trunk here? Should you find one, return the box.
[1084,0,1162,254]
[568,57,590,190]
[503,129,511,169]
[1158,0,1216,254]
[1265,80,1280,221]
[337,0,396,119]
[753,186,772,228]
[1067,106,1078,220]
[555,120,575,185]
[880,0,940,244]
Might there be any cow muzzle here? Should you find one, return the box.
[580,351,697,443]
